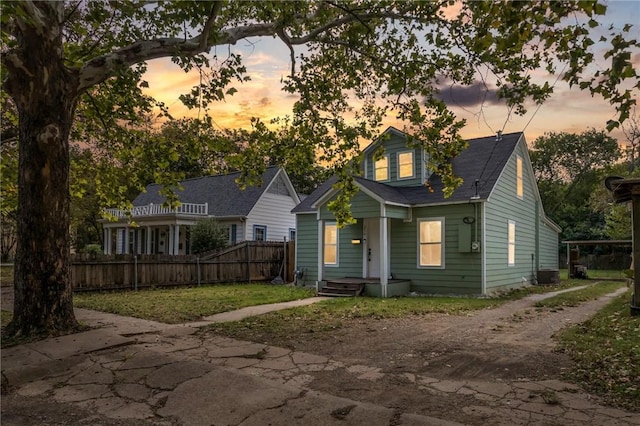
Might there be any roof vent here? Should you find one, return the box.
[470,179,480,200]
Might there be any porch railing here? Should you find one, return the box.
[104,202,208,218]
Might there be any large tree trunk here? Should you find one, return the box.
[4,3,80,336]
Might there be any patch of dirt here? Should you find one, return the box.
[247,295,600,381]
[229,289,628,422]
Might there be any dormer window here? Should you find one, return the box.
[398,151,414,179]
[374,155,389,181]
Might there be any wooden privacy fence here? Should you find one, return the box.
[71,240,296,292]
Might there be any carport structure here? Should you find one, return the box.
[605,176,640,315]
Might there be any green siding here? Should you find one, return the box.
[297,215,365,282]
[484,141,539,292]
[390,204,483,294]
[295,214,318,287]
[538,220,559,270]
[324,221,364,279]
[319,190,380,219]
[385,204,410,219]
[296,135,559,297]
[364,132,426,186]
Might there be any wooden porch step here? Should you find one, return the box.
[317,291,355,297]
[318,282,365,297]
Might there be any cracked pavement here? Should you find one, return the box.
[2,291,639,425]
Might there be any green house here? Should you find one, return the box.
[292,127,560,297]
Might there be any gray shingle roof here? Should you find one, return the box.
[292,132,523,213]
[291,176,338,214]
[133,166,281,217]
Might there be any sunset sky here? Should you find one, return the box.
[142,1,640,145]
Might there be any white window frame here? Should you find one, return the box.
[374,154,390,182]
[324,222,339,266]
[253,225,267,241]
[516,155,523,199]
[397,150,415,179]
[417,217,445,269]
[508,220,516,266]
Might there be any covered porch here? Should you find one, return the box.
[102,222,196,255]
[317,216,404,297]
[313,183,412,297]
[101,202,208,255]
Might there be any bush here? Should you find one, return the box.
[190,218,228,254]
[81,244,102,255]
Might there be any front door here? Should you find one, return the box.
[364,218,380,278]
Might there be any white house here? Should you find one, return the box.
[101,167,300,255]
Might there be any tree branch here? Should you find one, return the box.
[14,1,47,33]
[78,22,279,92]
[325,1,374,35]
[276,27,296,77]
[198,1,224,50]
[284,8,423,45]
[77,5,428,93]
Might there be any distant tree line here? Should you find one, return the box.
[530,125,639,251]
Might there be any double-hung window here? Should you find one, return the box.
[253,225,267,241]
[508,220,516,266]
[398,151,414,179]
[418,218,444,268]
[324,222,338,266]
[374,155,389,181]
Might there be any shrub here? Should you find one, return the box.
[81,244,102,255]
[190,218,228,254]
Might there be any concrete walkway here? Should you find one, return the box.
[186,296,331,326]
[2,292,639,425]
[2,296,459,425]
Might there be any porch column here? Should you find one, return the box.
[317,219,324,291]
[146,226,152,255]
[123,227,129,254]
[115,228,122,254]
[168,225,174,255]
[174,224,181,255]
[380,217,389,298]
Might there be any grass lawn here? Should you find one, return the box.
[202,295,503,341]
[74,284,316,323]
[558,268,629,280]
[1,265,14,286]
[1,310,12,328]
[73,279,588,325]
[559,292,640,411]
[202,280,590,341]
[533,281,627,309]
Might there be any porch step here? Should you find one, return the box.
[318,281,365,297]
